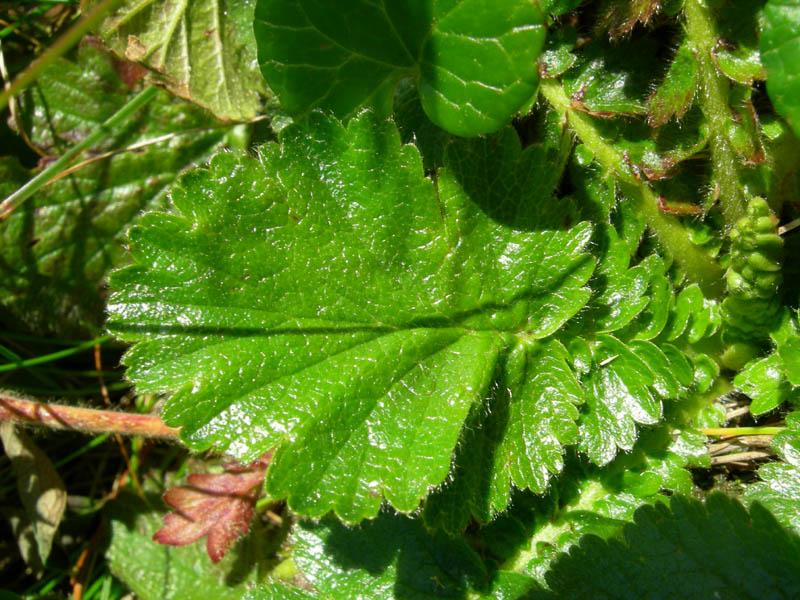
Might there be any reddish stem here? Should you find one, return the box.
[0,394,180,440]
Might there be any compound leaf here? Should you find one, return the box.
[109,111,595,522]
[253,0,546,136]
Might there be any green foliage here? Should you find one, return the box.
[761,0,800,136]
[108,111,600,521]
[253,0,546,135]
[0,43,227,336]
[745,412,800,532]
[255,509,492,600]
[88,0,266,120]
[531,494,800,599]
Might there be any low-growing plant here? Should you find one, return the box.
[2,0,800,597]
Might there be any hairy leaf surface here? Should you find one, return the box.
[109,111,595,521]
[253,0,546,136]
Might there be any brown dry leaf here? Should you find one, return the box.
[153,453,271,563]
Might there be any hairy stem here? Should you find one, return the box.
[540,78,725,298]
[684,0,745,226]
[0,394,180,440]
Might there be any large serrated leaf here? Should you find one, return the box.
[1,44,226,336]
[108,111,595,521]
[253,0,546,136]
[89,0,265,120]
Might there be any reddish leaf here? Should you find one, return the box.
[153,453,271,562]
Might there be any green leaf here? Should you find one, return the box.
[585,224,650,333]
[772,310,800,386]
[647,40,698,127]
[109,111,595,521]
[761,0,800,137]
[422,380,514,535]
[578,335,662,465]
[709,0,766,84]
[664,283,720,343]
[253,0,546,136]
[248,584,319,600]
[540,0,583,18]
[1,44,226,336]
[495,415,712,582]
[623,260,673,341]
[745,412,800,533]
[539,27,578,79]
[501,340,584,492]
[89,0,265,120]
[256,510,489,600]
[562,36,657,116]
[533,494,800,599]
[735,354,791,415]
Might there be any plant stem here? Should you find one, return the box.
[539,78,725,297]
[701,426,785,436]
[0,85,159,220]
[0,395,180,440]
[0,0,121,111]
[683,0,745,227]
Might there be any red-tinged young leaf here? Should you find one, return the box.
[154,454,271,563]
